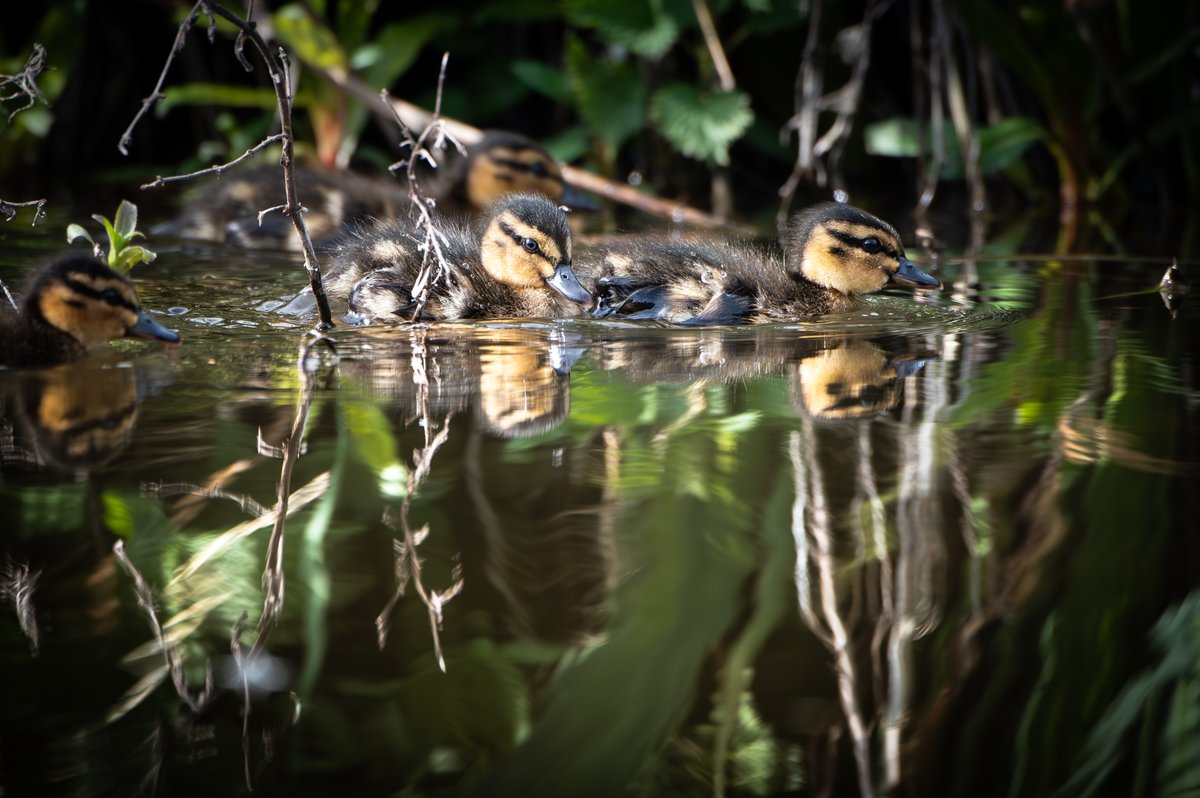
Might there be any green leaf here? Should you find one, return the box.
[352,16,454,87]
[273,4,350,71]
[565,38,646,153]
[511,59,569,103]
[65,223,94,246]
[113,199,137,240]
[649,84,754,166]
[159,83,279,113]
[864,116,1046,178]
[565,0,679,57]
[114,246,157,273]
[91,214,119,263]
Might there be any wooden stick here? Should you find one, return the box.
[325,66,729,229]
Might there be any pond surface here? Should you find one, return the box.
[1,210,1197,797]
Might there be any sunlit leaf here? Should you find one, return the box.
[650,84,754,165]
[113,199,137,240]
[159,83,279,113]
[272,4,350,71]
[65,223,93,246]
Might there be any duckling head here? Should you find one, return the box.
[478,194,593,307]
[29,255,180,349]
[786,203,940,296]
[466,131,568,209]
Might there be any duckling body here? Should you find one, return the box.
[325,193,592,322]
[585,202,940,325]
[0,255,180,367]
[161,131,579,250]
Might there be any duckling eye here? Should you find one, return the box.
[521,237,540,254]
[861,237,882,254]
[101,288,120,303]
[528,161,548,177]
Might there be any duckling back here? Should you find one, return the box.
[585,202,939,325]
[325,193,591,322]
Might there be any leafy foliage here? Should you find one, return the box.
[650,84,754,166]
[66,200,157,273]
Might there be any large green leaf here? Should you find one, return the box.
[565,38,646,153]
[510,59,569,104]
[649,84,754,165]
[159,83,279,113]
[565,0,679,58]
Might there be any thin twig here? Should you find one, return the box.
[382,55,465,319]
[121,1,334,327]
[691,0,736,91]
[0,198,47,225]
[140,133,286,189]
[0,43,50,122]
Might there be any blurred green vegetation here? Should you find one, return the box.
[0,0,1195,224]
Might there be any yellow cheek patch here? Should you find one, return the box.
[38,280,138,347]
[468,149,564,207]
[801,229,893,295]
[797,343,897,420]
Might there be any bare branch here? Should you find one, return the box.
[118,3,209,156]
[691,0,736,91]
[0,198,47,225]
[0,43,50,122]
[139,132,286,189]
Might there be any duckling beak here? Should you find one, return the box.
[546,263,594,308]
[891,257,941,289]
[128,311,181,344]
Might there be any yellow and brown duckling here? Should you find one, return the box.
[585,202,940,325]
[160,131,587,250]
[325,193,593,322]
[0,255,179,367]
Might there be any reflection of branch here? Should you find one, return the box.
[376,331,463,671]
[791,427,875,796]
[122,1,334,326]
[113,540,214,713]
[1,556,42,655]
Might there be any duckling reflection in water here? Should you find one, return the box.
[794,340,935,421]
[4,364,141,471]
[160,131,588,250]
[586,202,941,325]
[0,255,180,367]
[326,193,593,322]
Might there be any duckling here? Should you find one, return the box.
[0,255,180,367]
[586,202,940,325]
[325,193,593,322]
[160,131,586,250]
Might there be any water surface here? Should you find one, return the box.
[1,215,1197,797]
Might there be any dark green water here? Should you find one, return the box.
[1,214,1197,797]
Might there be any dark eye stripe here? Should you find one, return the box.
[498,220,553,265]
[827,229,897,258]
[64,277,136,311]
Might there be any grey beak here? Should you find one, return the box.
[546,263,594,307]
[128,311,180,343]
[891,257,941,289]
